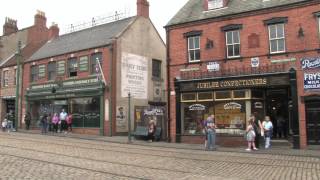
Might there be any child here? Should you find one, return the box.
[246,119,258,151]
[1,119,7,132]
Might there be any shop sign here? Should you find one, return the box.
[31,83,57,90]
[251,57,259,67]
[180,67,199,72]
[224,102,241,110]
[63,78,98,86]
[270,58,296,64]
[54,100,67,105]
[45,93,76,99]
[144,108,164,116]
[197,78,267,89]
[301,57,320,69]
[207,62,220,72]
[189,104,206,111]
[304,72,320,89]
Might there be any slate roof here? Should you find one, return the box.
[166,0,312,27]
[28,16,136,62]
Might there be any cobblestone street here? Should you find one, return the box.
[0,132,319,180]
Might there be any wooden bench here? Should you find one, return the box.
[132,126,162,141]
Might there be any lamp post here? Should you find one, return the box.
[128,92,132,143]
[15,41,22,131]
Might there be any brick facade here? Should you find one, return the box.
[166,0,320,148]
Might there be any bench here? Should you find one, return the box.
[132,126,162,141]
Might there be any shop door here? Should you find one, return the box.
[306,101,320,145]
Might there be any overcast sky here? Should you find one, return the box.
[0,0,188,42]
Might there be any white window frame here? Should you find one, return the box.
[318,17,320,39]
[268,24,286,54]
[3,70,9,87]
[188,36,201,62]
[208,0,223,10]
[226,30,241,58]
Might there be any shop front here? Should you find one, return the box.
[25,78,105,135]
[175,73,295,146]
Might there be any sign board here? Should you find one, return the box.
[304,72,320,89]
[251,57,259,67]
[189,104,206,111]
[116,106,127,132]
[271,58,296,64]
[224,102,242,110]
[121,53,148,99]
[301,57,320,69]
[197,78,267,89]
[207,62,220,72]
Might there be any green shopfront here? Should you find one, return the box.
[25,78,105,135]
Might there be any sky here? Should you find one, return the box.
[0,0,189,42]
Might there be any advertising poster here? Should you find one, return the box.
[116,106,127,132]
[304,72,320,89]
[121,53,148,99]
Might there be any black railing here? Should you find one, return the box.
[180,64,288,80]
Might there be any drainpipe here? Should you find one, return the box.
[166,28,171,142]
[108,41,115,136]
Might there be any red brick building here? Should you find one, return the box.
[165,0,320,148]
[22,0,167,137]
[0,11,54,127]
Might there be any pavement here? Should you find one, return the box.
[15,129,320,157]
[0,131,319,180]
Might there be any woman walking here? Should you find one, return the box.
[246,118,258,151]
[66,114,73,133]
[52,113,59,133]
[262,116,273,149]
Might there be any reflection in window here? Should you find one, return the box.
[70,97,100,128]
[215,91,231,99]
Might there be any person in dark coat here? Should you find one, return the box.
[251,114,263,149]
[24,112,31,130]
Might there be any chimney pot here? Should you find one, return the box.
[34,10,47,27]
[48,23,59,39]
[137,0,149,18]
[3,17,18,36]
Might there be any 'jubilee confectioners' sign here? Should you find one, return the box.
[197,78,267,89]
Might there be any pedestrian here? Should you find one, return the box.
[246,118,258,151]
[47,113,52,132]
[147,118,156,142]
[276,114,285,138]
[262,116,273,149]
[251,113,263,148]
[205,114,217,151]
[1,118,7,132]
[66,114,73,133]
[41,114,48,134]
[24,112,31,130]
[202,119,208,150]
[52,113,59,133]
[59,109,68,133]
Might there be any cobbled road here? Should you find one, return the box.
[0,132,319,180]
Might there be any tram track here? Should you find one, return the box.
[0,134,319,171]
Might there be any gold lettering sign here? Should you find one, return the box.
[197,78,267,89]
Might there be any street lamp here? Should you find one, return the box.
[128,92,132,143]
[15,41,22,131]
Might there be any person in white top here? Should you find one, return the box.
[262,116,273,149]
[59,109,68,133]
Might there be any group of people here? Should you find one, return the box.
[246,115,273,151]
[1,110,15,132]
[202,114,274,151]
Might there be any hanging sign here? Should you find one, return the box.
[207,62,220,72]
[304,72,320,89]
[251,57,259,67]
[301,57,320,69]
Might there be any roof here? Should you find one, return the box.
[166,0,312,27]
[2,41,47,67]
[28,16,136,62]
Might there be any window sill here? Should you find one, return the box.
[188,60,201,64]
[224,56,243,62]
[268,52,288,58]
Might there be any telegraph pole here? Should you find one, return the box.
[15,41,22,131]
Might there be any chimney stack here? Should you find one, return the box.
[48,22,59,39]
[137,0,149,18]
[3,17,18,36]
[34,10,47,27]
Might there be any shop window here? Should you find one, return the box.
[188,36,200,62]
[233,90,246,99]
[90,53,102,74]
[79,56,89,72]
[181,93,196,102]
[152,59,161,79]
[70,97,100,128]
[251,90,264,99]
[30,65,38,82]
[38,65,46,79]
[68,58,78,77]
[215,91,231,100]
[57,61,65,75]
[268,24,285,53]
[48,62,56,80]
[197,92,213,101]
[226,30,240,58]
[214,101,246,130]
[3,70,9,87]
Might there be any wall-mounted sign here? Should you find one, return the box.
[271,58,296,64]
[197,78,267,89]
[207,62,220,72]
[63,78,98,86]
[254,102,263,109]
[144,108,164,116]
[189,104,206,111]
[304,72,320,89]
[224,102,241,110]
[180,67,199,72]
[116,106,127,132]
[301,57,320,69]
[251,57,260,67]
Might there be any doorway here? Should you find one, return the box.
[306,101,320,145]
[266,89,289,139]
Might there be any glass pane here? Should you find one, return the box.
[189,50,195,61]
[79,56,88,71]
[227,45,234,57]
[226,31,233,44]
[233,90,246,98]
[215,91,231,99]
[194,36,200,49]
[278,39,285,51]
[181,93,196,101]
[233,31,240,43]
[269,25,277,39]
[198,92,213,100]
[234,44,240,56]
[270,40,277,52]
[214,101,246,130]
[251,90,264,98]
[277,24,284,38]
[188,37,194,49]
[195,49,200,60]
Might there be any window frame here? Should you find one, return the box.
[188,36,201,63]
[90,53,102,75]
[30,65,38,82]
[208,0,223,10]
[268,23,286,54]
[47,62,57,81]
[152,59,162,79]
[67,57,78,77]
[3,70,9,87]
[226,30,241,58]
[79,56,89,72]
